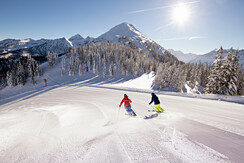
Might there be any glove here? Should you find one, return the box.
[119,105,121,107]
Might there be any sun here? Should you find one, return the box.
[172,3,191,26]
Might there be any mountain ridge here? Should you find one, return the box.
[0,22,178,62]
[167,49,198,63]
[169,48,244,68]
[2,22,243,66]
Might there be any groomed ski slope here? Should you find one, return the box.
[0,62,244,163]
[0,82,244,162]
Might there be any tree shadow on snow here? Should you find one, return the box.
[0,74,142,107]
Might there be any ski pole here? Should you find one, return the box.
[148,104,157,112]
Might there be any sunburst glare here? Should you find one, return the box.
[172,3,191,26]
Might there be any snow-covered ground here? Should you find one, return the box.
[111,72,156,90]
[0,63,244,162]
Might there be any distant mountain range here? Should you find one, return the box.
[0,37,73,57]
[0,22,177,62]
[0,22,243,67]
[169,48,244,66]
[167,49,198,63]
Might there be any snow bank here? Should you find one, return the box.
[111,72,155,90]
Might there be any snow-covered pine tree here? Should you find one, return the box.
[177,64,187,92]
[93,58,96,74]
[102,58,106,78]
[17,62,25,85]
[54,53,58,65]
[47,52,58,67]
[154,64,164,89]
[189,63,197,88]
[85,56,90,72]
[96,57,100,75]
[47,52,53,67]
[237,68,244,95]
[78,63,83,76]
[61,57,66,76]
[169,63,178,89]
[109,62,114,76]
[36,62,41,77]
[221,48,234,95]
[1,77,6,89]
[204,47,224,94]
[112,64,117,76]
[193,63,203,93]
[6,71,12,87]
[200,62,210,87]
[74,55,80,74]
[68,54,75,76]
[134,62,140,76]
[228,50,239,95]
[28,60,36,85]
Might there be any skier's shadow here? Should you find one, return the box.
[144,113,158,119]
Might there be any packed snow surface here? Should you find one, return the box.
[112,72,155,90]
[0,63,244,162]
[1,84,244,162]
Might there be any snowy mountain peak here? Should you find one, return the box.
[19,38,34,45]
[69,34,84,41]
[98,22,152,43]
[96,22,177,61]
[0,23,177,61]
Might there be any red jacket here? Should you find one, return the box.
[120,96,132,107]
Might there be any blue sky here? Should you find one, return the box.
[0,0,243,54]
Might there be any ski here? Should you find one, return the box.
[148,110,164,113]
[148,109,157,112]
[124,113,137,117]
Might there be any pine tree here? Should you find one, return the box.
[109,62,114,76]
[6,71,14,87]
[178,65,187,92]
[204,47,223,94]
[47,52,58,67]
[17,62,25,85]
[74,55,80,74]
[237,68,244,95]
[201,62,210,87]
[204,48,241,95]
[228,50,239,95]
[79,63,83,76]
[61,57,66,76]
[102,58,106,78]
[68,54,75,76]
[36,62,42,77]
[1,77,6,89]
[93,59,96,74]
[28,60,36,85]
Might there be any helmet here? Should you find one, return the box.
[124,94,127,97]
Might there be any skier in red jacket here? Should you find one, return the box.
[119,94,136,116]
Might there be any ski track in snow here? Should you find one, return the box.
[0,83,244,162]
